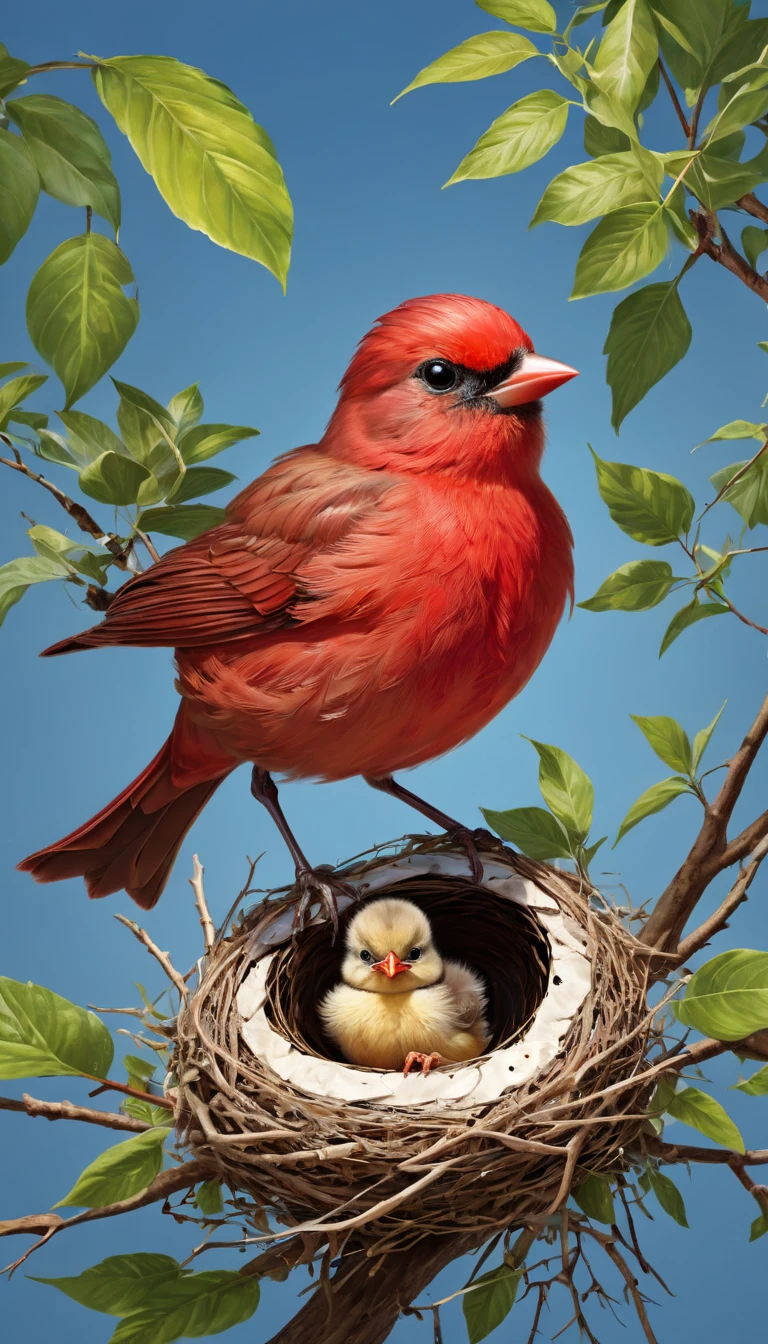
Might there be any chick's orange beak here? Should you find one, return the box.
[372,950,410,978]
[487,353,578,409]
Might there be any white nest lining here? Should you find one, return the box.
[237,852,591,1110]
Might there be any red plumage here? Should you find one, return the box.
[19,294,575,908]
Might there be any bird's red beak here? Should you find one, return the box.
[372,950,411,978]
[487,353,578,409]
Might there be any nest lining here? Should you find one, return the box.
[173,839,654,1254]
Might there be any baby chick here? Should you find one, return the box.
[319,897,489,1075]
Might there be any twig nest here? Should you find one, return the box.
[173,838,653,1254]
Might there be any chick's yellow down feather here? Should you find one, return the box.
[319,898,489,1072]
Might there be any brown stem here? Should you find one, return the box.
[0,1093,149,1133]
[642,690,768,952]
[0,452,130,567]
[717,592,768,636]
[692,213,768,301]
[687,86,707,149]
[265,1232,484,1344]
[649,1140,768,1166]
[0,1160,210,1276]
[658,57,690,138]
[83,1074,174,1110]
[583,1229,659,1344]
[698,440,768,523]
[24,60,95,75]
[134,526,160,564]
[737,192,768,225]
[676,832,768,961]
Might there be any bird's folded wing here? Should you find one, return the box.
[42,455,395,652]
[443,960,488,1028]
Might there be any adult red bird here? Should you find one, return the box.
[19,294,576,917]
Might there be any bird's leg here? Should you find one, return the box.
[365,774,503,884]
[403,1051,442,1077]
[250,767,359,937]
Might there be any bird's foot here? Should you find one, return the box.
[403,1051,442,1077]
[292,865,360,939]
[446,825,504,884]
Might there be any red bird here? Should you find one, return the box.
[19,294,576,917]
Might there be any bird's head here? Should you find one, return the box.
[340,897,443,995]
[325,293,577,482]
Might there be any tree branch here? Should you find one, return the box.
[0,1159,211,1276]
[649,1140,768,1167]
[691,213,768,302]
[675,832,768,962]
[115,913,190,1000]
[0,1093,149,1133]
[658,58,690,138]
[737,192,768,226]
[642,690,768,953]
[0,450,131,567]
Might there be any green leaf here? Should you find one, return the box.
[578,559,677,612]
[167,382,203,436]
[590,448,694,545]
[676,949,768,1041]
[584,115,631,156]
[6,94,120,230]
[524,739,594,841]
[710,455,768,529]
[56,1126,171,1209]
[463,1264,521,1344]
[480,805,572,860]
[92,55,292,288]
[0,129,39,264]
[707,76,768,146]
[167,466,235,504]
[573,1173,615,1223]
[108,1271,260,1344]
[700,419,766,444]
[58,409,127,465]
[692,701,726,773]
[123,1054,156,1082]
[178,422,259,464]
[0,361,29,379]
[79,451,151,506]
[475,0,556,33]
[33,1254,184,1316]
[122,1096,174,1127]
[27,525,105,578]
[9,408,48,430]
[742,226,768,272]
[26,234,139,408]
[35,430,79,469]
[630,713,692,773]
[593,0,658,115]
[647,1168,689,1227]
[394,32,538,101]
[664,146,768,211]
[446,90,569,185]
[604,282,692,430]
[659,597,729,656]
[195,1180,225,1216]
[666,1087,744,1153]
[734,1063,768,1097]
[0,43,31,99]
[614,776,690,844]
[664,182,698,251]
[531,150,661,228]
[0,976,113,1079]
[0,556,73,626]
[138,503,226,540]
[110,379,179,481]
[750,1212,768,1241]
[653,0,749,100]
[0,372,48,429]
[571,204,668,298]
[650,1073,678,1117]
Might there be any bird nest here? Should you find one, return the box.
[172,837,654,1257]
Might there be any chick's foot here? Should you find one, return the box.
[403,1051,442,1077]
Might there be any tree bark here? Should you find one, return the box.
[265,1231,481,1344]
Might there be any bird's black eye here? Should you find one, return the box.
[360,949,373,963]
[408,947,421,961]
[418,360,458,393]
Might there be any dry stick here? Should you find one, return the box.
[642,689,768,953]
[0,451,130,566]
[190,855,215,955]
[0,1094,149,1133]
[115,913,190,999]
[82,1074,174,1109]
[585,1229,659,1344]
[676,832,768,962]
[0,1159,211,1276]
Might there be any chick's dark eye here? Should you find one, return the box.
[359,949,373,963]
[419,360,458,393]
[408,947,421,961]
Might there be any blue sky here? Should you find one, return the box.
[2,0,767,1339]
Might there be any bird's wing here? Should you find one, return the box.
[443,960,489,1032]
[42,452,395,653]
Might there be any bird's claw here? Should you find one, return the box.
[291,867,361,939]
[446,825,501,884]
[403,1051,442,1077]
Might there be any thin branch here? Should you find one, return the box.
[737,192,768,225]
[0,1093,149,1133]
[676,832,768,961]
[115,913,190,999]
[83,1075,174,1109]
[698,440,768,524]
[190,854,215,955]
[692,213,768,302]
[687,85,707,149]
[0,1159,211,1276]
[24,60,95,75]
[584,1229,659,1344]
[642,690,768,952]
[658,57,690,137]
[134,526,160,564]
[649,1140,768,1167]
[0,451,130,566]
[716,592,768,637]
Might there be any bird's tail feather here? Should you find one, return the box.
[18,735,233,909]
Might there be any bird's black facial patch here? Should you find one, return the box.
[414,347,538,416]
